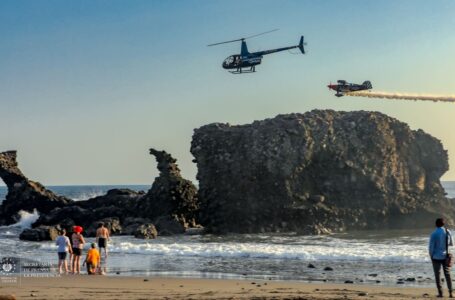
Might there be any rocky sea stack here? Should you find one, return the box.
[137,149,199,230]
[0,151,72,225]
[191,110,455,234]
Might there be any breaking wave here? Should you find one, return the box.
[8,209,40,229]
[39,236,428,263]
[106,241,427,263]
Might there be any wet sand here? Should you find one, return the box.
[0,275,445,299]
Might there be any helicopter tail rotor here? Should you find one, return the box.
[298,36,306,54]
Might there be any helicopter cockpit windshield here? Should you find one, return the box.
[222,55,240,69]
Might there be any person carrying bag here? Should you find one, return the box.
[429,218,453,298]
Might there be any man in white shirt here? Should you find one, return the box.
[55,228,72,274]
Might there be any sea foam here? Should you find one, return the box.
[35,236,428,263]
[8,209,40,229]
[105,241,427,263]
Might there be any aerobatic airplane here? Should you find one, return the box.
[328,80,373,97]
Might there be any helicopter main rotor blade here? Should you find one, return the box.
[207,29,279,47]
[244,28,279,40]
[207,38,245,47]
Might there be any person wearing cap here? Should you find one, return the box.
[83,243,101,275]
[71,226,86,275]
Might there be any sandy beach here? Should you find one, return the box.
[0,276,445,300]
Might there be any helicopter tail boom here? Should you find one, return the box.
[252,36,306,56]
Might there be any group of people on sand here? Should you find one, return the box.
[55,222,110,275]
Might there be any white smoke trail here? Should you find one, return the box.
[345,91,455,103]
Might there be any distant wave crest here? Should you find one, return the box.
[71,191,108,201]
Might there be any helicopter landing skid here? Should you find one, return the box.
[229,67,256,74]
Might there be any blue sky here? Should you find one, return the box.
[1,0,455,185]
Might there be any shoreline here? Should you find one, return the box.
[0,230,440,289]
[0,275,443,300]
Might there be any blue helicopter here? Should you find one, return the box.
[208,29,306,74]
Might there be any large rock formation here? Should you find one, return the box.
[137,148,199,229]
[191,110,455,234]
[0,151,72,225]
[0,149,200,240]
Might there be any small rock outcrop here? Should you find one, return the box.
[134,224,158,239]
[154,215,186,235]
[191,110,455,233]
[0,151,72,225]
[137,148,199,229]
[122,217,152,235]
[19,225,60,241]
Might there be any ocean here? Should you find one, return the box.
[0,182,455,285]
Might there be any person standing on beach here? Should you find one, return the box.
[429,218,453,298]
[96,222,110,274]
[96,222,110,257]
[55,229,72,274]
[71,226,86,274]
